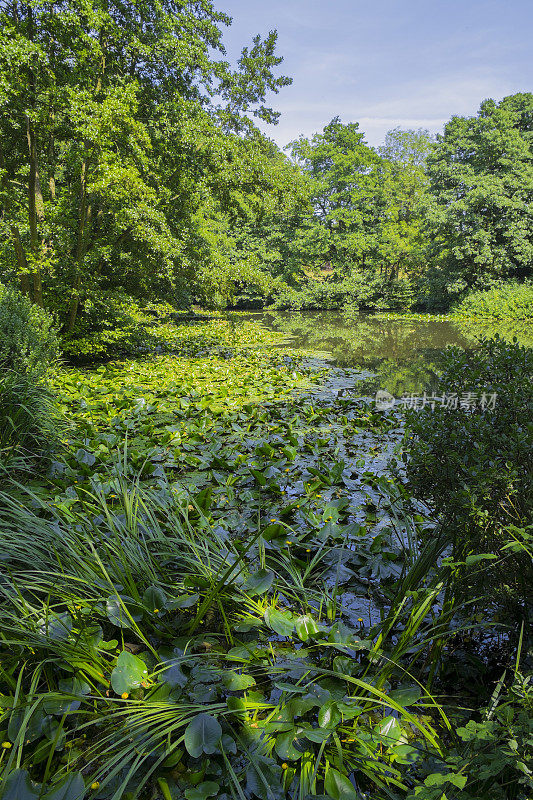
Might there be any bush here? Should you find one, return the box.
[454,282,533,321]
[404,337,533,612]
[0,284,60,376]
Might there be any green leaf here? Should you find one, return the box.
[41,772,85,800]
[142,585,167,612]
[160,659,188,689]
[111,651,148,695]
[106,595,142,628]
[264,607,294,636]
[166,593,199,610]
[1,770,40,800]
[244,569,275,596]
[274,730,302,761]
[295,614,320,642]
[222,671,256,691]
[465,554,497,566]
[375,715,403,744]
[318,701,341,729]
[387,687,421,706]
[184,782,220,800]
[324,768,359,800]
[425,772,467,789]
[184,713,222,758]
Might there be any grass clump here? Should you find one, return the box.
[0,285,62,475]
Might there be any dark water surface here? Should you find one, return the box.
[255,310,531,395]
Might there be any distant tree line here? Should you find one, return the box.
[0,0,531,329]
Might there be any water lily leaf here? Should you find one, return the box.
[387,687,422,706]
[375,715,402,744]
[264,608,294,636]
[295,614,320,642]
[111,651,148,695]
[324,768,359,800]
[184,781,220,800]
[244,569,275,596]
[274,730,302,761]
[38,612,73,642]
[222,671,256,691]
[106,595,142,627]
[41,772,85,800]
[167,593,199,610]
[142,585,167,612]
[184,712,222,758]
[318,701,342,729]
[76,448,95,466]
[8,704,46,743]
[43,678,90,716]
[160,659,188,689]
[1,770,40,800]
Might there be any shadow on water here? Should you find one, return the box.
[255,309,532,396]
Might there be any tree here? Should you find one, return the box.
[374,128,433,287]
[0,0,293,329]
[288,117,381,275]
[424,93,533,305]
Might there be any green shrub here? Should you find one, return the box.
[404,337,533,613]
[0,284,60,376]
[454,282,533,321]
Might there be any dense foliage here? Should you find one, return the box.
[423,94,533,307]
[405,337,533,616]
[1,0,530,323]
[0,284,61,473]
[453,282,533,321]
[0,283,59,375]
[0,0,306,327]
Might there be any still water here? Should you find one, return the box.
[256,310,532,395]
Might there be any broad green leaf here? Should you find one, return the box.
[264,607,294,636]
[375,715,403,744]
[184,782,219,800]
[243,569,275,596]
[184,713,222,758]
[324,768,359,800]
[274,730,302,761]
[111,651,148,695]
[387,687,422,706]
[1,770,40,800]
[222,671,256,691]
[106,595,142,628]
[142,585,167,612]
[318,701,341,729]
[295,614,320,642]
[41,772,85,800]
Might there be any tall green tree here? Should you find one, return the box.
[376,128,433,278]
[0,0,293,329]
[288,117,380,275]
[424,93,533,305]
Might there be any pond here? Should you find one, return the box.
[255,309,532,396]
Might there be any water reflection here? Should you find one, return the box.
[256,310,532,395]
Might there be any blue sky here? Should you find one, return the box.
[219,0,533,148]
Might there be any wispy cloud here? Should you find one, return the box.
[222,0,533,147]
